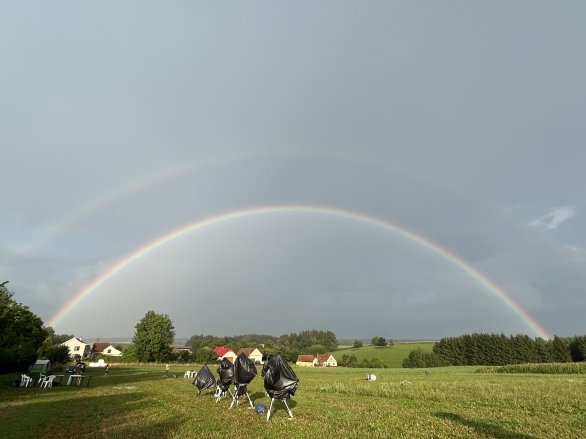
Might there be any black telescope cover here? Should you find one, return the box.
[234,352,257,385]
[193,364,215,391]
[262,353,299,399]
[216,358,235,391]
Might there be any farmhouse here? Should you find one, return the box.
[60,337,91,359]
[296,355,318,367]
[91,343,123,358]
[213,346,237,363]
[317,353,337,367]
[236,347,263,364]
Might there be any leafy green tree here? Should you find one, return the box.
[307,344,327,355]
[132,311,175,362]
[121,344,139,362]
[0,283,48,373]
[178,350,192,363]
[353,339,363,349]
[371,337,387,347]
[193,347,217,363]
[43,345,70,364]
[403,348,447,368]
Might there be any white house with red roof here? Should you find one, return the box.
[296,355,318,367]
[236,347,263,364]
[317,353,337,367]
[91,343,123,358]
[213,346,237,363]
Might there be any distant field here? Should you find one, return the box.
[1,364,585,438]
[335,342,435,368]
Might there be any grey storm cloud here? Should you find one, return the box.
[2,1,585,340]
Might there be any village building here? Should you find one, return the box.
[236,347,263,364]
[90,343,123,358]
[60,337,91,359]
[213,346,237,363]
[296,355,319,367]
[317,353,337,367]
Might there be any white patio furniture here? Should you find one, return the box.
[20,374,33,387]
[41,375,56,388]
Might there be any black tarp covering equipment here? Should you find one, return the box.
[193,364,215,395]
[262,353,299,420]
[216,358,235,391]
[229,353,257,408]
[234,352,257,385]
[262,353,299,400]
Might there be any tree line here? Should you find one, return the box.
[185,329,339,363]
[403,333,586,368]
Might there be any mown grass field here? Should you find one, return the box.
[336,342,435,368]
[1,364,585,438]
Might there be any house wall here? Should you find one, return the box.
[61,338,90,359]
[322,356,337,367]
[103,346,122,357]
[295,360,317,367]
[248,349,263,364]
[220,351,237,363]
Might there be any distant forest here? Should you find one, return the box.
[403,333,586,368]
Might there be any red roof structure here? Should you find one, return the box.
[91,343,112,353]
[213,346,232,357]
[236,348,256,357]
[297,355,316,363]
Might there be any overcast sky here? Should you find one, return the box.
[2,1,585,340]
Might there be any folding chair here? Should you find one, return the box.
[229,353,257,409]
[262,353,299,421]
[193,365,215,396]
[215,358,234,403]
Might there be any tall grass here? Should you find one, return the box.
[477,362,586,374]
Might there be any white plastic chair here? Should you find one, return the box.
[41,375,56,388]
[20,374,33,387]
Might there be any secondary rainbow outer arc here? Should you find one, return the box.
[47,205,552,339]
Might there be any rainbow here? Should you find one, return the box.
[47,205,551,339]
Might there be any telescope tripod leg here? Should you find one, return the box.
[266,398,275,421]
[283,399,293,418]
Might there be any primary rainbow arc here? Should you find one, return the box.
[47,204,551,339]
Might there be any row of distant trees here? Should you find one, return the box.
[403,333,586,368]
[186,329,339,363]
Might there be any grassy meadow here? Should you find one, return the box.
[1,361,585,438]
[336,342,435,368]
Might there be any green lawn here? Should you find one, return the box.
[1,364,585,438]
[335,342,435,368]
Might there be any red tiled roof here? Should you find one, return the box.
[297,355,316,363]
[317,353,333,362]
[213,347,233,357]
[237,348,257,357]
[92,343,112,353]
